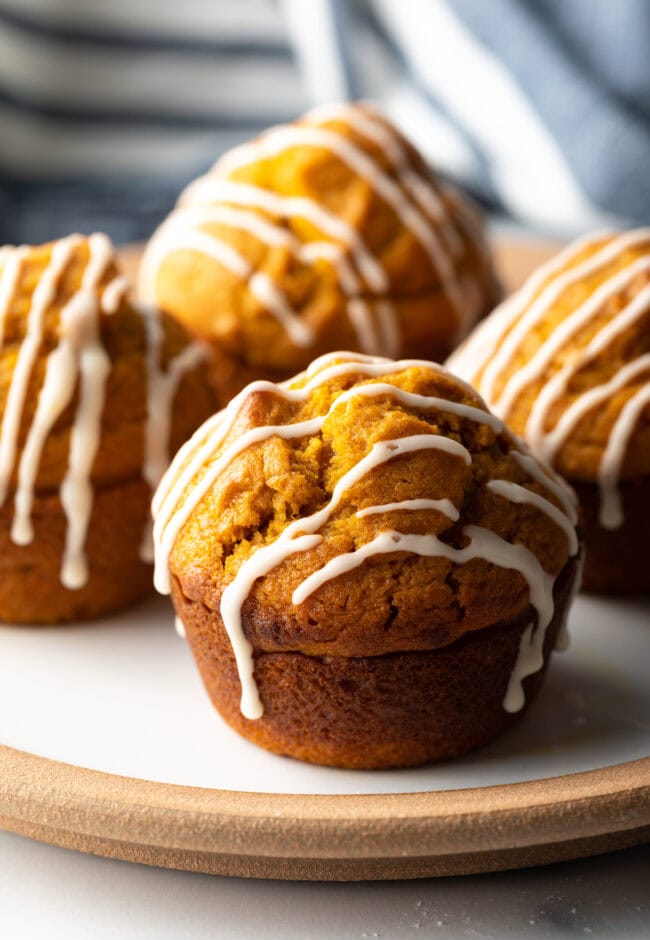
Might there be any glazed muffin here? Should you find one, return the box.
[139,102,501,404]
[153,351,581,769]
[448,229,650,593]
[0,233,214,623]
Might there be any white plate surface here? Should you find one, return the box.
[0,594,648,795]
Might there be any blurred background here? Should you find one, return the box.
[0,0,647,245]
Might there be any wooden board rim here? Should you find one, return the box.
[2,744,649,877]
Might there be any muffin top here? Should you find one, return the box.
[0,233,212,586]
[139,102,500,379]
[448,230,650,526]
[154,352,579,717]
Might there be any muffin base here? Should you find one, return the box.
[0,477,154,624]
[571,476,650,594]
[172,557,579,769]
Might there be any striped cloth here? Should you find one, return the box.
[0,0,646,244]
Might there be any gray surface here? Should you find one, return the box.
[0,830,648,939]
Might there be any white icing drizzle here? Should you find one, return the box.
[598,383,650,528]
[152,355,500,594]
[152,352,575,721]
[2,232,204,591]
[511,450,578,525]
[450,229,650,529]
[480,231,650,409]
[141,225,313,348]
[174,615,187,639]
[502,622,540,713]
[446,229,614,383]
[217,123,465,315]
[59,234,114,589]
[180,179,387,292]
[141,105,489,362]
[220,433,472,719]
[303,102,464,257]
[503,542,580,713]
[10,236,113,565]
[292,526,554,623]
[356,498,459,521]
[0,236,81,507]
[139,304,208,562]
[142,179,391,355]
[101,275,129,314]
[496,255,650,419]
[487,479,578,555]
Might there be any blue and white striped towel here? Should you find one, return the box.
[0,0,647,243]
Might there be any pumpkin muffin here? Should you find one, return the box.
[139,102,501,405]
[448,229,650,593]
[153,351,581,769]
[0,233,214,624]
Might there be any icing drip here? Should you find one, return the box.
[503,543,580,713]
[356,498,459,521]
[449,229,650,529]
[141,226,313,348]
[511,450,578,525]
[0,237,81,507]
[139,305,207,562]
[502,623,540,713]
[174,616,187,639]
[5,234,113,588]
[486,480,578,555]
[101,276,129,314]
[152,353,576,721]
[220,434,472,719]
[59,234,114,589]
[599,383,650,528]
[142,105,487,360]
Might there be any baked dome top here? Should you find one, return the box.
[448,229,650,528]
[0,233,211,587]
[154,352,579,718]
[139,102,500,375]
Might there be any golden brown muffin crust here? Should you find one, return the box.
[168,355,574,658]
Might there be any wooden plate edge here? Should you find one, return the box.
[1,745,648,873]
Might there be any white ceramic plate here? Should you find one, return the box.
[1,592,648,796]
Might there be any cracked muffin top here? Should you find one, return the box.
[139,102,500,400]
[153,351,579,665]
[448,229,650,528]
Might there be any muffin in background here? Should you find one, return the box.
[153,351,581,769]
[0,233,214,623]
[139,102,501,405]
[448,229,650,593]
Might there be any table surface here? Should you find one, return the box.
[1,830,648,939]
